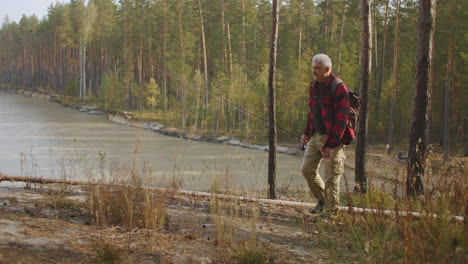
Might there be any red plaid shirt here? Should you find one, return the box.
[304,73,350,149]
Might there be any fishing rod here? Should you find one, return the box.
[155,68,304,140]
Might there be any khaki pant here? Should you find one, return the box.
[300,133,346,213]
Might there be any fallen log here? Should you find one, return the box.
[0,174,463,222]
[0,174,83,185]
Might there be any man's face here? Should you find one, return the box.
[312,61,329,82]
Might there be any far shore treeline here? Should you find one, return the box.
[0,0,466,152]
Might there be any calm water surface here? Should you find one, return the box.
[0,91,315,191]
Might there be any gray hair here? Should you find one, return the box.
[312,54,332,71]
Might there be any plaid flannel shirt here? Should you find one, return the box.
[304,73,350,149]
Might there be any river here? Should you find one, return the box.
[1,91,328,192]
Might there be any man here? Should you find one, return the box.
[300,54,350,219]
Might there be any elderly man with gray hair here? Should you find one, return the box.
[300,54,350,220]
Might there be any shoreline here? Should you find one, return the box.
[1,86,303,157]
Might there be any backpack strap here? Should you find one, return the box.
[330,78,343,94]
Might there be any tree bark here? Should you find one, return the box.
[226,22,233,77]
[268,0,280,200]
[443,41,452,161]
[162,0,167,116]
[138,39,143,112]
[198,0,209,130]
[220,0,228,72]
[407,0,436,197]
[298,4,303,71]
[226,22,233,132]
[176,0,186,132]
[322,0,329,37]
[240,0,247,133]
[373,1,378,90]
[336,0,346,74]
[443,1,454,162]
[354,0,373,193]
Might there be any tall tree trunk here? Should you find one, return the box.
[427,36,436,143]
[226,22,233,132]
[372,0,379,98]
[195,72,201,132]
[298,5,303,71]
[407,0,436,197]
[176,0,186,132]
[443,41,452,161]
[242,0,247,69]
[443,1,454,162]
[53,33,57,92]
[22,40,26,86]
[375,0,390,114]
[138,39,143,112]
[123,0,130,110]
[268,0,280,200]
[162,0,167,116]
[83,43,87,103]
[79,39,83,99]
[322,0,329,37]
[79,37,87,103]
[354,0,373,193]
[198,0,208,131]
[220,0,228,72]
[387,0,401,155]
[226,22,233,77]
[240,0,247,133]
[336,0,346,74]
[373,1,378,90]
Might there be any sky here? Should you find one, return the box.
[1,0,70,23]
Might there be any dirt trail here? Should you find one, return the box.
[0,181,329,264]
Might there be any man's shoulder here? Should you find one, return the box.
[330,75,348,94]
[332,77,343,89]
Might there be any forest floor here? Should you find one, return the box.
[0,181,331,264]
[1,148,466,264]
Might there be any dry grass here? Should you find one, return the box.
[11,133,465,263]
[233,241,276,264]
[207,176,279,263]
[86,183,169,231]
[68,145,467,263]
[315,157,467,264]
[92,239,125,264]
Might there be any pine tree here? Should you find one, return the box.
[355,0,373,193]
[407,0,436,197]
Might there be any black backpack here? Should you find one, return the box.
[331,78,361,144]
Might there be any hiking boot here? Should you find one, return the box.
[310,200,324,214]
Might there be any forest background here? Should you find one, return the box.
[0,0,466,156]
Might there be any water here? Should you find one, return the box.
[0,91,314,192]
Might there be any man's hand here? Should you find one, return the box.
[321,147,334,158]
[301,134,310,145]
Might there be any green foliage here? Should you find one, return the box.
[65,80,78,97]
[0,0,465,148]
[145,77,160,111]
[99,72,125,110]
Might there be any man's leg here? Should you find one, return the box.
[322,145,346,215]
[300,133,327,202]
